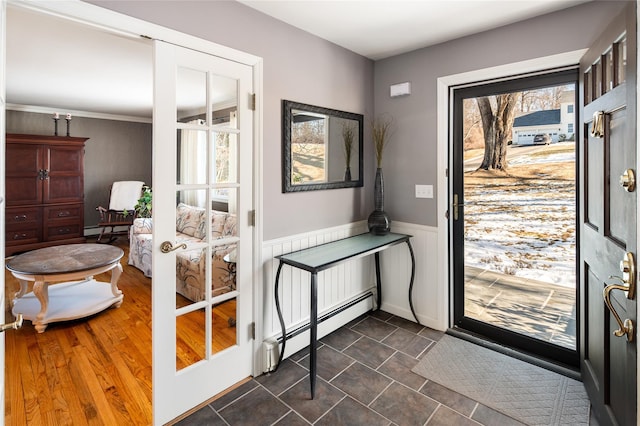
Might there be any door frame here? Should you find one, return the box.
[436,50,588,334]
[449,69,580,367]
[1,0,265,412]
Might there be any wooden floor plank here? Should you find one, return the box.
[72,349,122,426]
[39,332,75,425]
[109,350,153,422]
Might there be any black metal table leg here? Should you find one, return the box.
[406,240,419,324]
[274,261,286,371]
[374,252,382,310]
[310,272,318,399]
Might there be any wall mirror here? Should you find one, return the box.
[282,100,364,192]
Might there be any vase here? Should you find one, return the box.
[368,167,391,235]
[344,166,352,181]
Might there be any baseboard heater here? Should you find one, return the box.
[277,291,373,343]
[263,291,373,372]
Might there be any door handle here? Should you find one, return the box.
[603,252,636,342]
[0,314,23,333]
[160,241,187,253]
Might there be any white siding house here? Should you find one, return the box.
[511,93,575,145]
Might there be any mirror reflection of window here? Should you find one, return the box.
[291,111,328,184]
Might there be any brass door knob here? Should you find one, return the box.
[620,169,636,192]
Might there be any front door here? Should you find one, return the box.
[152,41,254,425]
[580,4,637,425]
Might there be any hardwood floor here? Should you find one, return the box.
[4,238,238,425]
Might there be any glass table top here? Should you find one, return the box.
[275,232,411,273]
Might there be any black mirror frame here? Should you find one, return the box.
[282,100,364,193]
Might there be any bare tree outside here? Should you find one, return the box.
[477,93,517,170]
[462,85,573,169]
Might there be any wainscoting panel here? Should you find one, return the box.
[262,222,371,341]
[381,222,442,330]
[260,220,442,367]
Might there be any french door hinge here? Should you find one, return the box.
[248,209,256,227]
[250,93,256,111]
[251,322,256,340]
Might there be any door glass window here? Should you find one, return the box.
[174,67,240,371]
[456,80,578,352]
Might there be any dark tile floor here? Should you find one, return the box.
[176,311,530,426]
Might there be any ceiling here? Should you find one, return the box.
[6,6,153,120]
[238,0,590,60]
[6,1,589,119]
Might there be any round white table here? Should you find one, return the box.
[6,244,124,333]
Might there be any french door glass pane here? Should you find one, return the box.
[177,67,207,124]
[176,309,206,370]
[211,298,237,355]
[177,129,208,185]
[210,74,238,128]
[212,131,238,184]
[618,37,627,85]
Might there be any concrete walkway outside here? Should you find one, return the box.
[465,266,576,349]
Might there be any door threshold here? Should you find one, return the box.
[446,327,581,381]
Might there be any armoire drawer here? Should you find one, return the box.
[45,223,82,241]
[5,207,41,227]
[45,204,82,222]
[6,228,41,246]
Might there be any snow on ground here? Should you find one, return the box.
[464,149,576,287]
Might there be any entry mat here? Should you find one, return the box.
[411,335,589,425]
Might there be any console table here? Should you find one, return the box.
[274,232,416,398]
[6,244,124,333]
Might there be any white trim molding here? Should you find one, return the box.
[436,49,587,329]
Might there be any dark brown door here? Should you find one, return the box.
[580,4,637,425]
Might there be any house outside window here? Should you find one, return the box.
[567,104,574,113]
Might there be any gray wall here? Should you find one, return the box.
[6,110,152,228]
[89,0,374,241]
[374,0,627,227]
[80,0,626,237]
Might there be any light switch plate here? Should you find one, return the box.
[415,184,433,198]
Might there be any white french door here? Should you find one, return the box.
[152,41,254,425]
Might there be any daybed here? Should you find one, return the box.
[128,203,237,302]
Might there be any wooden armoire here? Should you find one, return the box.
[5,133,87,256]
